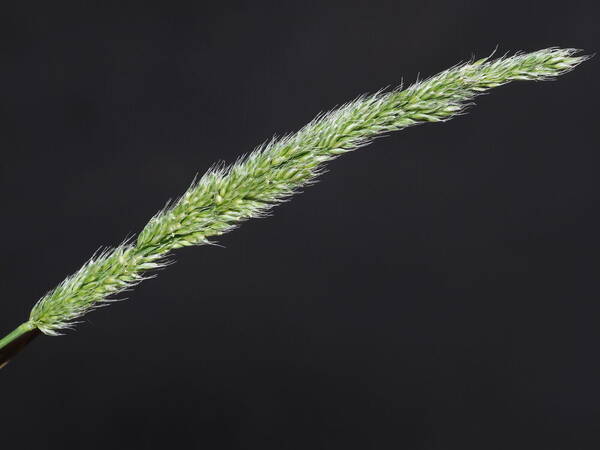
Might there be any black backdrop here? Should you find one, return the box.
[1,1,599,449]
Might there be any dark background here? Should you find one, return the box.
[1,1,598,449]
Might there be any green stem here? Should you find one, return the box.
[0,322,36,352]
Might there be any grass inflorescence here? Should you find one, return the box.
[0,48,588,357]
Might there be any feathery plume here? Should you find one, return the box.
[0,48,587,350]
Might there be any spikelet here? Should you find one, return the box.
[25,48,587,336]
